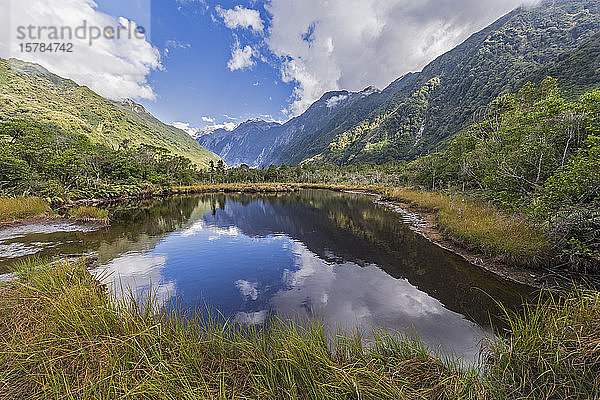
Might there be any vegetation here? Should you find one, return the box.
[486,289,600,399]
[401,79,600,270]
[0,258,482,400]
[0,197,49,222]
[0,119,200,199]
[0,58,219,167]
[1,258,598,399]
[251,0,600,167]
[68,206,110,223]
[381,188,551,265]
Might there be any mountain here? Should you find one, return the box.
[198,79,414,167]
[199,0,600,167]
[0,58,220,167]
[196,119,281,166]
[310,0,600,165]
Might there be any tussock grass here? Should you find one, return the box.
[0,197,49,222]
[0,258,483,400]
[1,258,598,399]
[486,289,600,399]
[381,188,552,266]
[69,205,109,223]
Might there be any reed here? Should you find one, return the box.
[485,288,600,399]
[69,205,110,223]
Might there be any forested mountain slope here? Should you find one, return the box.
[306,0,600,165]
[199,0,600,167]
[198,77,416,167]
[0,58,219,167]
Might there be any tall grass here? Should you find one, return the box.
[0,258,482,399]
[381,188,552,266]
[0,197,49,222]
[1,258,597,398]
[486,289,600,399]
[69,205,109,223]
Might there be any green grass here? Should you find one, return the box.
[69,206,110,223]
[0,258,482,400]
[486,288,600,399]
[0,197,49,222]
[1,258,598,399]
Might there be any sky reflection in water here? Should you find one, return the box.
[0,191,534,363]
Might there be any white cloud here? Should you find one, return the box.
[172,121,197,135]
[234,279,259,300]
[202,116,215,122]
[227,41,256,71]
[1,0,162,100]
[173,121,237,137]
[326,94,348,108]
[216,5,264,32]
[265,0,538,115]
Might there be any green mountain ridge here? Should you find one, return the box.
[0,58,219,167]
[305,0,600,165]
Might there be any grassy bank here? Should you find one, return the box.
[0,197,50,223]
[68,206,110,224]
[379,188,552,267]
[1,259,598,399]
[295,184,552,268]
[0,258,481,399]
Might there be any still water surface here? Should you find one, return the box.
[0,190,535,362]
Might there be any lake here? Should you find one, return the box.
[0,189,535,363]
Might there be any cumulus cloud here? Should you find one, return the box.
[216,5,264,32]
[172,121,197,135]
[227,41,256,71]
[1,0,162,100]
[227,39,256,72]
[265,0,538,115]
[202,116,215,122]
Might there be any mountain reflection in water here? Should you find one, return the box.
[0,190,535,363]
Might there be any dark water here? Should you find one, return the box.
[0,190,535,362]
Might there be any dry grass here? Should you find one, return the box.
[381,188,552,266]
[0,197,49,222]
[68,205,109,223]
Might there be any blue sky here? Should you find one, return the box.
[3,0,536,132]
[95,0,293,129]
